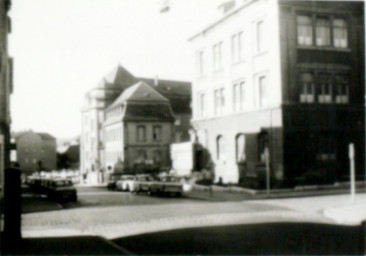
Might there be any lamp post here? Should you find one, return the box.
[349,143,355,204]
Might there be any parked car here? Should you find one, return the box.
[149,175,183,196]
[115,175,135,192]
[107,173,124,191]
[133,174,155,194]
[47,179,77,202]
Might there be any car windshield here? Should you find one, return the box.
[110,175,122,181]
[160,176,179,182]
[138,176,152,181]
[122,176,134,180]
[53,180,73,187]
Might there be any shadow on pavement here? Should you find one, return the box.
[21,197,62,213]
[1,235,131,255]
[113,222,365,255]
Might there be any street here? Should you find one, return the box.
[21,183,366,240]
[18,186,366,255]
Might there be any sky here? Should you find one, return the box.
[9,0,220,139]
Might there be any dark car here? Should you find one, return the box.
[107,174,123,191]
[47,179,77,202]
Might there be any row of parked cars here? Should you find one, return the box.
[27,177,78,202]
[107,174,184,196]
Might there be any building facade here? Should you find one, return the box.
[13,131,57,173]
[104,81,175,174]
[189,0,364,187]
[0,0,12,195]
[80,65,191,184]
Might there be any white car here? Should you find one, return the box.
[133,174,155,194]
[115,175,135,192]
[149,175,183,196]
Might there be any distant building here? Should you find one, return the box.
[0,0,13,195]
[189,0,364,187]
[13,131,57,173]
[80,65,191,184]
[104,81,175,174]
[57,137,80,170]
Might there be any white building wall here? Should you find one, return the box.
[190,0,282,183]
[104,122,124,171]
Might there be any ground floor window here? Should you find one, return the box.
[316,134,336,161]
[258,132,269,162]
[236,134,246,162]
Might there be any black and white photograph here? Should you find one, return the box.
[0,0,365,255]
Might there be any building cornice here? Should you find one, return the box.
[188,0,258,41]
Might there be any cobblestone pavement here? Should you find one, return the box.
[21,193,351,239]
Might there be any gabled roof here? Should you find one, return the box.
[138,77,191,96]
[103,65,137,88]
[107,81,169,110]
[123,103,175,122]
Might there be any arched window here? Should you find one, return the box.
[216,135,225,161]
[236,134,246,162]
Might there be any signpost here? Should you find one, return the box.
[349,143,355,204]
[265,147,270,197]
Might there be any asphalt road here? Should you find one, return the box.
[62,186,199,209]
[22,185,201,213]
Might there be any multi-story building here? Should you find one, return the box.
[189,0,364,187]
[0,0,13,196]
[13,131,57,172]
[104,81,175,173]
[80,65,191,184]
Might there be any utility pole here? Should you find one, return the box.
[265,147,270,197]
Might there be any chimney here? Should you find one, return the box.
[154,75,159,86]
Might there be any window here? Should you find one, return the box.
[213,42,223,70]
[233,81,245,112]
[231,31,244,63]
[297,15,313,46]
[153,126,162,141]
[258,76,267,107]
[318,74,332,103]
[316,17,331,46]
[300,73,314,103]
[137,126,146,142]
[333,19,348,48]
[153,150,162,164]
[335,75,349,104]
[236,134,246,162]
[216,135,225,161]
[297,15,348,49]
[197,50,205,75]
[256,20,266,52]
[214,88,225,115]
[316,134,336,161]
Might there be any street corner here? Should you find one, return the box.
[323,204,366,225]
